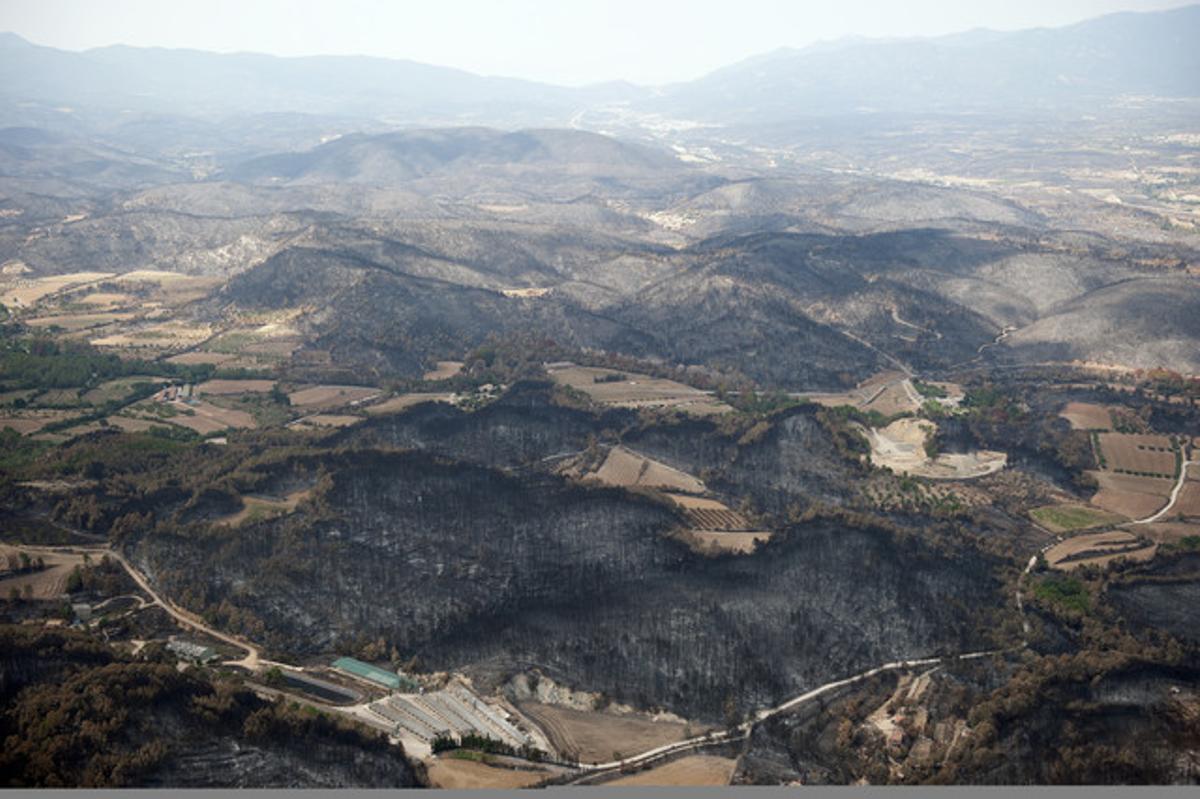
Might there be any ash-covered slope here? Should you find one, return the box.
[125,399,1008,720]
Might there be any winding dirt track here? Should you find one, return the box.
[1131,459,1197,524]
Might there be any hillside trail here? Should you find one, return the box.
[1131,459,1196,525]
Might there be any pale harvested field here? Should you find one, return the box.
[288,385,381,409]
[423,361,465,381]
[1060,402,1114,431]
[0,271,114,308]
[1089,471,1172,518]
[0,545,86,599]
[547,365,731,415]
[289,414,362,429]
[366,393,455,416]
[217,489,311,527]
[1098,433,1177,477]
[678,530,771,555]
[162,400,256,434]
[91,321,213,349]
[501,287,552,298]
[590,446,705,494]
[166,351,239,366]
[25,311,136,332]
[0,411,77,435]
[76,292,134,306]
[425,757,549,789]
[105,416,171,433]
[113,269,194,283]
[609,755,737,786]
[1173,464,1200,517]
[517,703,694,765]
[196,379,276,395]
[1139,521,1200,544]
[664,493,757,530]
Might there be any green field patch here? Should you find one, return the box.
[1030,504,1126,533]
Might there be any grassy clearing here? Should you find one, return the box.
[1030,504,1126,532]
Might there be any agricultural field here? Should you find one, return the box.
[165,351,240,366]
[676,529,770,555]
[288,385,382,410]
[0,410,76,435]
[663,493,771,554]
[422,361,464,381]
[608,755,737,786]
[1174,464,1200,517]
[1029,504,1127,533]
[288,414,363,430]
[195,379,276,396]
[0,545,87,599]
[149,399,256,435]
[665,493,754,530]
[803,371,933,417]
[1096,433,1178,478]
[588,446,706,494]
[25,311,138,332]
[365,393,455,416]
[1138,521,1200,544]
[424,756,550,789]
[89,320,214,352]
[0,271,116,309]
[516,702,695,766]
[1044,531,1155,571]
[546,364,731,416]
[1059,402,1115,431]
[80,376,169,405]
[1088,471,1173,519]
[217,489,312,528]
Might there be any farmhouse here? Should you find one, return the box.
[167,639,218,664]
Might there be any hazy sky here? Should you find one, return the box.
[1,0,1192,85]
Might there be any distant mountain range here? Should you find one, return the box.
[2,5,1198,131]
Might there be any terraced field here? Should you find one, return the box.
[547,364,730,416]
[1044,531,1156,571]
[590,446,706,494]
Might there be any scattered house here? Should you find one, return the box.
[167,639,218,664]
[72,603,93,623]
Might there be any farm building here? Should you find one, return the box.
[167,640,218,664]
[332,656,410,690]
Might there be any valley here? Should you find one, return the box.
[1,5,1199,789]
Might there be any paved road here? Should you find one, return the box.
[573,648,1011,777]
